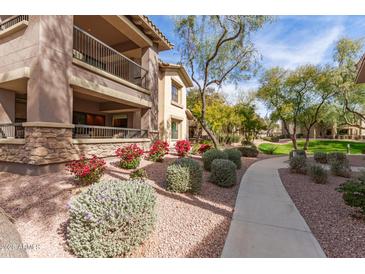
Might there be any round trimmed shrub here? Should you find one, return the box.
[224,148,242,169]
[166,164,190,193]
[241,140,256,148]
[314,152,327,164]
[330,159,351,178]
[337,173,365,215]
[202,149,228,171]
[237,146,259,157]
[307,164,328,184]
[67,180,156,258]
[289,149,307,160]
[210,159,237,187]
[289,156,307,174]
[327,152,347,163]
[166,158,203,194]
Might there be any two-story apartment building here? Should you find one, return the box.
[0,15,193,173]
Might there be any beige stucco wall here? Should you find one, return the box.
[158,70,188,144]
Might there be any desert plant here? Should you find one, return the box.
[289,156,307,174]
[115,144,144,169]
[307,164,328,184]
[175,140,191,157]
[67,180,156,258]
[210,159,237,187]
[166,164,190,193]
[314,152,328,164]
[224,148,242,169]
[289,149,307,160]
[148,140,169,162]
[170,158,203,193]
[198,143,213,154]
[130,168,148,181]
[237,146,259,157]
[337,172,365,215]
[241,140,255,147]
[66,155,106,185]
[330,159,351,178]
[327,152,351,177]
[202,149,228,171]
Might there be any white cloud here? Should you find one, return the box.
[254,21,345,69]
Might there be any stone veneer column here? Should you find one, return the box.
[23,124,78,165]
[141,45,159,131]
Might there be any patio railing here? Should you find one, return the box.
[73,124,148,139]
[73,26,148,89]
[0,123,25,139]
[0,15,29,31]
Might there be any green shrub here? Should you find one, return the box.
[202,149,228,171]
[166,164,190,193]
[307,164,328,184]
[289,150,307,160]
[289,156,307,174]
[330,159,351,178]
[130,168,148,181]
[166,158,203,193]
[210,159,237,187]
[326,152,351,177]
[224,148,242,169]
[314,152,327,164]
[337,173,365,215]
[241,140,256,148]
[327,152,347,164]
[237,146,259,157]
[67,180,156,258]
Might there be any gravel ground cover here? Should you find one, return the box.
[279,168,365,257]
[0,154,270,258]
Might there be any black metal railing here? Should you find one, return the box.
[0,123,25,139]
[73,124,148,139]
[73,26,148,89]
[0,15,29,31]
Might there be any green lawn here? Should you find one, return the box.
[258,139,365,155]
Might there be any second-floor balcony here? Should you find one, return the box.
[73,26,148,89]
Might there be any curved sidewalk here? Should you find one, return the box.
[222,156,326,258]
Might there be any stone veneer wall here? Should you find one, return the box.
[0,126,151,165]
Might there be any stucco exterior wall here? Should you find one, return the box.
[158,70,188,144]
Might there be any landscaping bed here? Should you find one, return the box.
[0,154,270,258]
[279,168,365,257]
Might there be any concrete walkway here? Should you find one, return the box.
[222,157,326,258]
[0,210,28,258]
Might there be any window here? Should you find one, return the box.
[171,119,180,140]
[73,111,105,126]
[171,82,179,104]
[112,114,128,128]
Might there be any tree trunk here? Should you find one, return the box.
[303,132,310,150]
[200,120,219,148]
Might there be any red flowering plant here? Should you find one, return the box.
[198,143,212,154]
[115,144,144,169]
[175,140,191,157]
[66,155,106,185]
[148,140,169,162]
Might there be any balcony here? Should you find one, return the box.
[73,26,148,89]
[0,15,29,31]
[72,124,148,139]
[0,123,25,139]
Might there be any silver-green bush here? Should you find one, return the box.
[224,148,242,169]
[237,146,259,157]
[307,164,328,184]
[289,149,307,160]
[210,159,237,187]
[313,152,327,164]
[289,156,307,174]
[166,158,203,194]
[327,152,351,177]
[67,180,156,258]
[202,149,228,171]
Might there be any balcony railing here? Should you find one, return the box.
[73,124,148,139]
[73,26,148,89]
[0,15,29,31]
[0,123,25,139]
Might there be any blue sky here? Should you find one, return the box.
[149,16,365,116]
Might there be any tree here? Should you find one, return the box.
[175,15,271,148]
[257,65,327,149]
[332,38,365,129]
